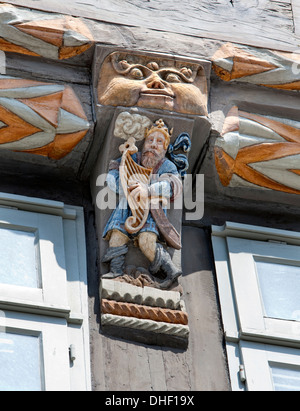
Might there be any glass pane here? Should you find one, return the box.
[271,364,300,391]
[255,260,300,321]
[0,331,43,391]
[0,227,40,288]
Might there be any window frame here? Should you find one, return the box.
[0,311,70,391]
[0,207,69,313]
[0,192,91,391]
[212,222,300,391]
[240,341,300,391]
[227,236,300,345]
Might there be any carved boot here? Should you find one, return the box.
[101,245,128,279]
[149,243,182,290]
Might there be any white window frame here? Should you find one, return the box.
[212,222,300,391]
[227,236,300,345]
[240,341,300,391]
[0,311,71,391]
[0,192,91,391]
[0,207,69,311]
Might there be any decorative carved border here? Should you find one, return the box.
[101,278,182,310]
[215,106,300,194]
[101,314,189,338]
[101,299,188,325]
[100,279,189,346]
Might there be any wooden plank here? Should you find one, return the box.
[147,347,168,391]
[292,0,300,35]
[6,54,91,85]
[180,226,231,390]
[162,349,192,391]
[102,337,132,391]
[127,344,153,391]
[3,0,300,52]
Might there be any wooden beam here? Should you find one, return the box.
[3,0,300,52]
[292,0,300,35]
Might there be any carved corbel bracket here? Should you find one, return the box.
[90,47,212,347]
[91,107,211,348]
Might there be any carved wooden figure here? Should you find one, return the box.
[99,114,191,347]
[102,117,190,290]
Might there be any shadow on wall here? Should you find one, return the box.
[181,225,213,277]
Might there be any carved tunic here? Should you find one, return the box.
[103,153,180,240]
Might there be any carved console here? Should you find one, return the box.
[92,47,212,347]
[0,4,95,177]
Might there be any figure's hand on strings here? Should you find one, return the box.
[128,181,149,204]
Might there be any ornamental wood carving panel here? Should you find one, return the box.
[212,43,300,91]
[0,75,90,160]
[93,107,210,348]
[100,279,189,348]
[0,3,93,60]
[215,106,300,194]
[96,50,209,116]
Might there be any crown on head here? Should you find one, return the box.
[144,119,173,148]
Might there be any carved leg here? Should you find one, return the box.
[102,230,129,278]
[109,229,130,248]
[149,243,182,290]
[138,232,157,263]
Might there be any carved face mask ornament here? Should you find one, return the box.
[97,52,208,115]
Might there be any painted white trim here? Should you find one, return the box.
[227,236,300,347]
[0,191,76,219]
[64,205,91,391]
[0,192,91,391]
[0,312,71,391]
[211,235,240,339]
[212,222,300,391]
[212,222,300,245]
[240,341,300,391]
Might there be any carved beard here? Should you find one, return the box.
[141,149,165,169]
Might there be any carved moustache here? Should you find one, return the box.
[142,149,160,158]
